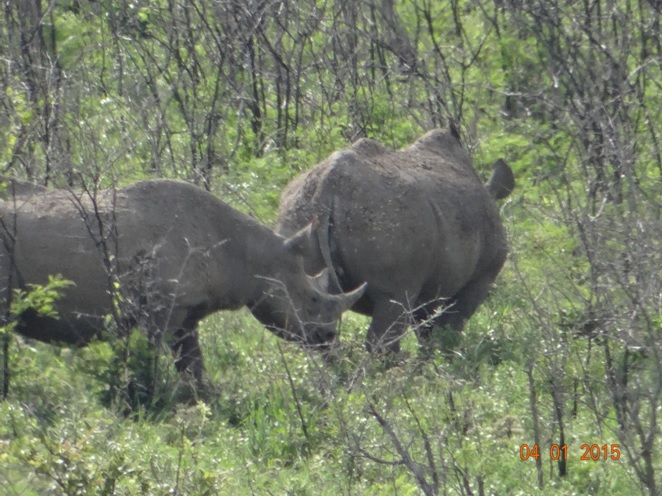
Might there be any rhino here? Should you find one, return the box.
[276,129,514,353]
[0,179,366,386]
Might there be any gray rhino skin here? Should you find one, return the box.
[277,129,514,352]
[0,179,366,384]
[0,178,49,200]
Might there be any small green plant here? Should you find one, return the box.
[74,318,194,417]
[8,274,74,321]
[2,274,73,400]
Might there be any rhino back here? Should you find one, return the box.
[105,180,281,310]
[334,162,494,295]
[117,180,273,308]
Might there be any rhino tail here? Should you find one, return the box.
[315,197,343,294]
[486,159,515,200]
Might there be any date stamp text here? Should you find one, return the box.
[519,444,621,461]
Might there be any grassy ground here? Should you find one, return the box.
[0,295,638,495]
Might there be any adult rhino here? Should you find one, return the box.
[277,129,514,353]
[0,179,366,387]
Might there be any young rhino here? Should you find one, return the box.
[0,179,366,386]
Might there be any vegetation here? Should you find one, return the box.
[1,0,660,494]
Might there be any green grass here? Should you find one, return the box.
[0,302,645,495]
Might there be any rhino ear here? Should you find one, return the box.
[283,222,315,257]
[487,159,515,200]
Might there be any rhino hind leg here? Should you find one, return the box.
[413,299,452,337]
[14,308,100,346]
[445,272,500,328]
[414,300,463,354]
[418,272,500,352]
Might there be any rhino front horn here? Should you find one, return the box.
[337,282,367,311]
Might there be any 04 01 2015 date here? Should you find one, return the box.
[519,444,621,461]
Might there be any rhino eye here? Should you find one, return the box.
[310,294,320,305]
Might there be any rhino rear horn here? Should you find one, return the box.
[283,222,315,257]
[487,159,515,200]
[312,268,332,292]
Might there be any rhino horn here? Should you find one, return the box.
[312,268,332,291]
[486,159,515,200]
[315,205,344,293]
[282,222,314,256]
[336,282,368,311]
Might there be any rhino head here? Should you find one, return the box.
[248,223,366,347]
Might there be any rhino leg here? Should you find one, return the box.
[418,273,499,351]
[441,272,499,330]
[365,298,412,354]
[170,323,205,386]
[414,300,463,354]
[13,310,99,345]
[413,300,448,339]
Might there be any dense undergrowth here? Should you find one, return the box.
[0,307,637,495]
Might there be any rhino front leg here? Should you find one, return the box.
[365,298,412,354]
[170,324,205,386]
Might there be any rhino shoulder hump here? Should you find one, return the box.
[351,137,389,157]
[414,129,463,152]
